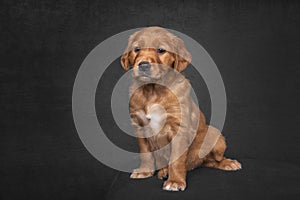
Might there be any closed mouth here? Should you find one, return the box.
[138,71,151,77]
[135,72,153,82]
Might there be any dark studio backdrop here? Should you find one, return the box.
[1,0,299,199]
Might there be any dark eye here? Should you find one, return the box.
[157,48,166,54]
[134,46,141,52]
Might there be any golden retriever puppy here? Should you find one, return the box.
[120,26,241,191]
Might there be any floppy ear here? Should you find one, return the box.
[173,37,192,72]
[121,32,139,71]
[121,51,130,71]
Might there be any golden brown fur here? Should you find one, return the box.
[121,27,241,191]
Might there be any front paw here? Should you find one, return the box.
[163,179,186,191]
[157,167,168,179]
[130,168,154,179]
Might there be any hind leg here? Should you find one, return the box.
[203,135,242,171]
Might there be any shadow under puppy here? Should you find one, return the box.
[120,26,241,191]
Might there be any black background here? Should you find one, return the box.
[1,0,300,199]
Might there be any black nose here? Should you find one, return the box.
[138,61,151,72]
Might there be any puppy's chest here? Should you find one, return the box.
[130,89,179,141]
[130,85,180,114]
[132,102,168,137]
[130,91,179,127]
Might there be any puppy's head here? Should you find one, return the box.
[121,27,191,82]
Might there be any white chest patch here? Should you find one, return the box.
[147,104,167,135]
